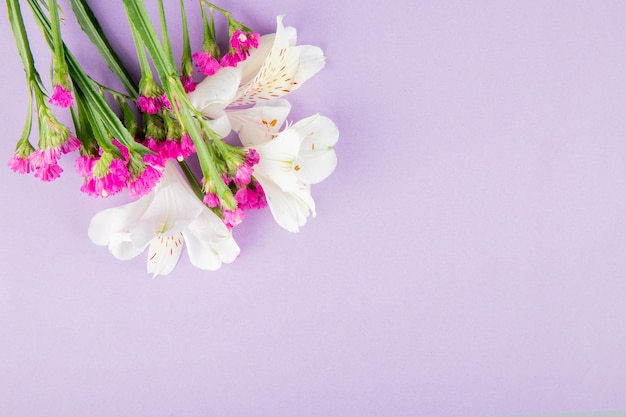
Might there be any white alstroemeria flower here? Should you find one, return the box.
[88,161,240,276]
[187,15,326,136]
[243,113,339,232]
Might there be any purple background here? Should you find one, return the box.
[1,0,626,415]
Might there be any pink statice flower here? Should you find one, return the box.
[7,155,32,174]
[222,207,246,229]
[144,135,195,162]
[60,136,81,154]
[203,192,220,208]
[179,134,196,159]
[48,84,74,108]
[234,180,267,210]
[233,148,260,186]
[220,51,242,68]
[29,148,61,169]
[221,30,260,68]
[28,148,63,182]
[34,163,63,182]
[193,51,221,76]
[161,94,172,110]
[180,75,197,93]
[136,95,163,114]
[230,30,260,51]
[127,154,165,199]
[78,156,131,198]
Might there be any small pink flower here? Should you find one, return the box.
[136,95,163,114]
[78,156,130,198]
[75,155,96,176]
[179,134,196,159]
[127,154,165,199]
[192,51,221,76]
[34,163,63,182]
[48,84,74,108]
[29,148,61,169]
[230,30,260,51]
[222,208,246,229]
[112,139,131,162]
[233,149,260,186]
[7,155,32,174]
[180,75,197,93]
[160,140,181,160]
[235,183,267,210]
[61,136,81,154]
[161,94,172,110]
[203,193,220,208]
[245,148,260,166]
[253,182,268,209]
[234,163,253,187]
[220,52,242,68]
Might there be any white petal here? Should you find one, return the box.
[204,109,232,138]
[239,33,276,86]
[293,114,339,148]
[147,233,185,277]
[227,99,291,147]
[257,176,315,232]
[88,195,154,246]
[122,163,204,249]
[295,151,337,185]
[232,16,301,106]
[253,128,303,191]
[292,45,326,86]
[108,233,148,260]
[183,210,240,270]
[293,115,339,184]
[188,66,242,116]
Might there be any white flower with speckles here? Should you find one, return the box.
[237,112,339,232]
[187,15,325,137]
[88,161,240,277]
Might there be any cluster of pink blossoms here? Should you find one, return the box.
[48,84,74,108]
[8,132,80,182]
[192,30,260,76]
[144,134,196,161]
[203,149,267,229]
[136,93,172,115]
[75,140,165,199]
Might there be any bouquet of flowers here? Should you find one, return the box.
[5,0,338,276]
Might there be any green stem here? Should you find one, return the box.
[158,0,175,65]
[122,0,233,205]
[48,0,67,77]
[129,23,153,81]
[201,1,231,17]
[178,160,204,201]
[180,0,191,62]
[26,0,146,154]
[6,0,37,81]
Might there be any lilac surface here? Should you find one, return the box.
[1,0,626,416]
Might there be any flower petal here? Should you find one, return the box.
[147,232,185,277]
[257,175,316,232]
[228,99,292,147]
[184,210,240,270]
[126,163,204,248]
[291,45,326,86]
[253,128,303,191]
[108,233,148,260]
[293,115,339,184]
[88,195,155,246]
[233,16,307,106]
[188,66,242,116]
